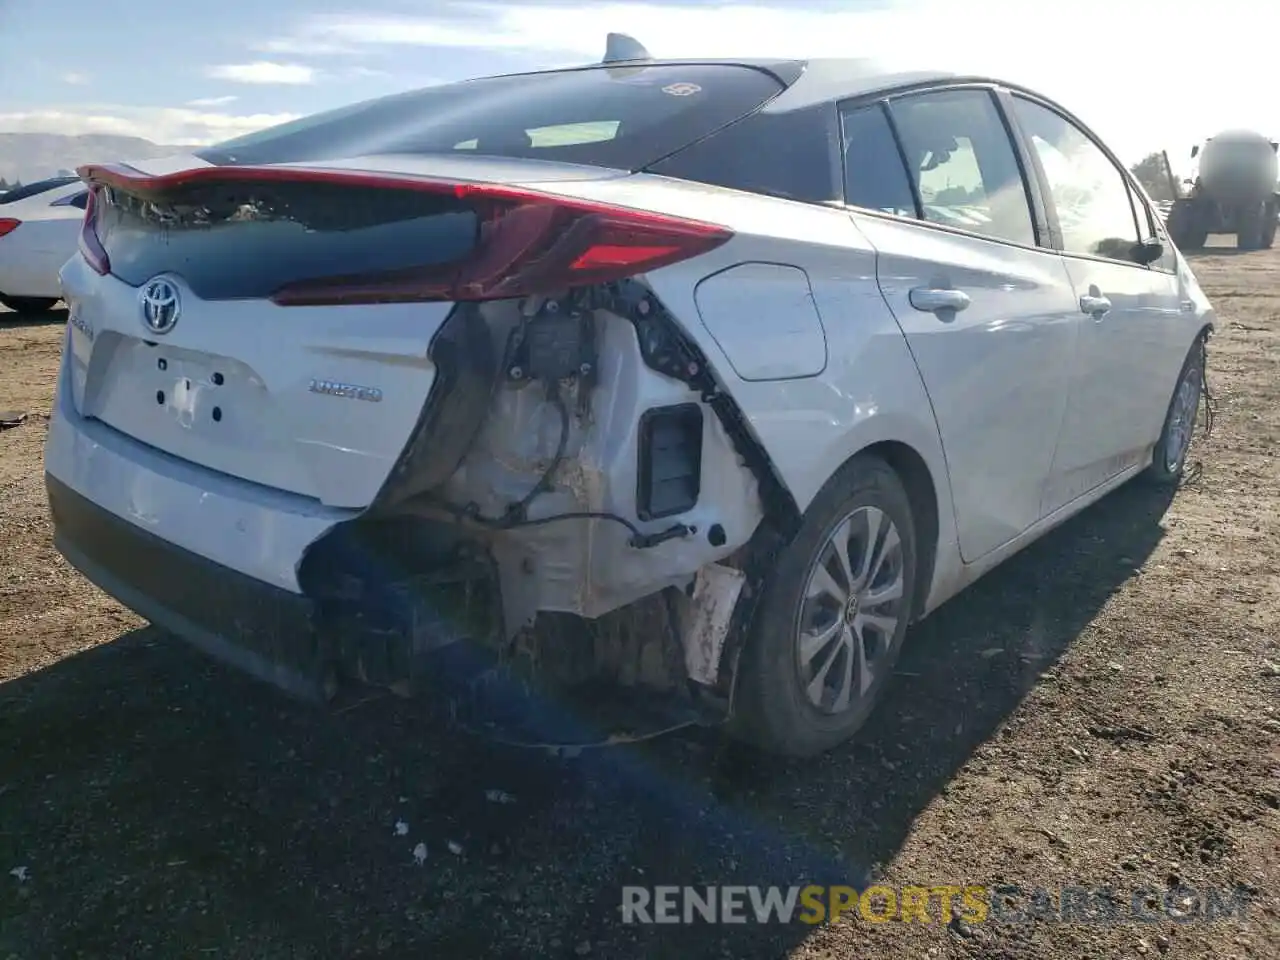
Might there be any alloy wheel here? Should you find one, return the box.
[1165,364,1202,473]
[795,506,907,715]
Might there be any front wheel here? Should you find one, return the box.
[0,296,59,314]
[1145,338,1205,486]
[729,455,918,757]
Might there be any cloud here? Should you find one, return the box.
[269,0,1274,163]
[205,61,317,85]
[0,106,299,146]
[252,37,361,56]
[60,72,90,86]
[187,95,239,107]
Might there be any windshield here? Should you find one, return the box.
[197,64,785,172]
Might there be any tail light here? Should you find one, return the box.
[0,218,20,239]
[77,163,732,305]
[77,188,110,276]
[272,186,731,307]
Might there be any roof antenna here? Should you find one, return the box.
[603,32,652,64]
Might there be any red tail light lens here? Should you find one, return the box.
[78,188,110,276]
[271,181,732,307]
[0,218,20,239]
[76,162,732,306]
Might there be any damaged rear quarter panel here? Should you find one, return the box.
[548,173,953,529]
[436,301,765,627]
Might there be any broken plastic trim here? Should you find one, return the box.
[607,279,801,536]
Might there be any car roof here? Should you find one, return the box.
[481,56,989,112]
[766,58,964,110]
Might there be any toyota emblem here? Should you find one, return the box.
[139,277,181,334]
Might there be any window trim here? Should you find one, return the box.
[834,82,1051,255]
[1125,179,1178,276]
[835,98,920,219]
[1003,90,1159,272]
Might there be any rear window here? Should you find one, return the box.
[197,64,785,172]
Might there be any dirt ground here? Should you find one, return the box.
[0,246,1276,959]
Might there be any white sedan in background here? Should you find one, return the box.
[0,175,87,313]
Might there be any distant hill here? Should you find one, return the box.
[0,133,198,185]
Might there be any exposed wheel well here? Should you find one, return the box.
[859,440,939,621]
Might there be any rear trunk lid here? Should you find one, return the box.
[65,156,633,510]
[65,154,733,510]
[64,62,783,509]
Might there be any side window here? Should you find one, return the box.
[839,102,916,216]
[647,105,839,204]
[887,89,1036,246]
[1009,96,1143,263]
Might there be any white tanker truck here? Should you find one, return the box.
[1165,129,1279,251]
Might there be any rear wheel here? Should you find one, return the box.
[1262,200,1278,249]
[1167,202,1207,251]
[1236,204,1265,251]
[1145,337,1205,486]
[0,296,58,314]
[730,454,918,757]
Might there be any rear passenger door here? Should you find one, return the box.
[841,88,1081,564]
[1006,95,1184,512]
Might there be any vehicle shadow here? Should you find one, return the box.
[0,305,67,330]
[0,479,1177,959]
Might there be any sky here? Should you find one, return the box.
[0,0,1273,171]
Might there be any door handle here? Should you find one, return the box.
[1079,294,1112,317]
[909,287,971,316]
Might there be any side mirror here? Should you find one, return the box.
[1132,238,1164,265]
[1190,145,1200,159]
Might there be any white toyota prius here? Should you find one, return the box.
[44,45,1213,756]
[0,176,88,313]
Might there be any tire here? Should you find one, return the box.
[729,454,919,757]
[1236,204,1265,251]
[0,296,59,314]
[1180,229,1208,251]
[1145,337,1205,486]
[1167,203,1207,251]
[1263,201,1278,250]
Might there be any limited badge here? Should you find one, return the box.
[662,82,702,96]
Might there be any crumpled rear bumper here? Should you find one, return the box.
[47,473,332,701]
[46,473,495,702]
